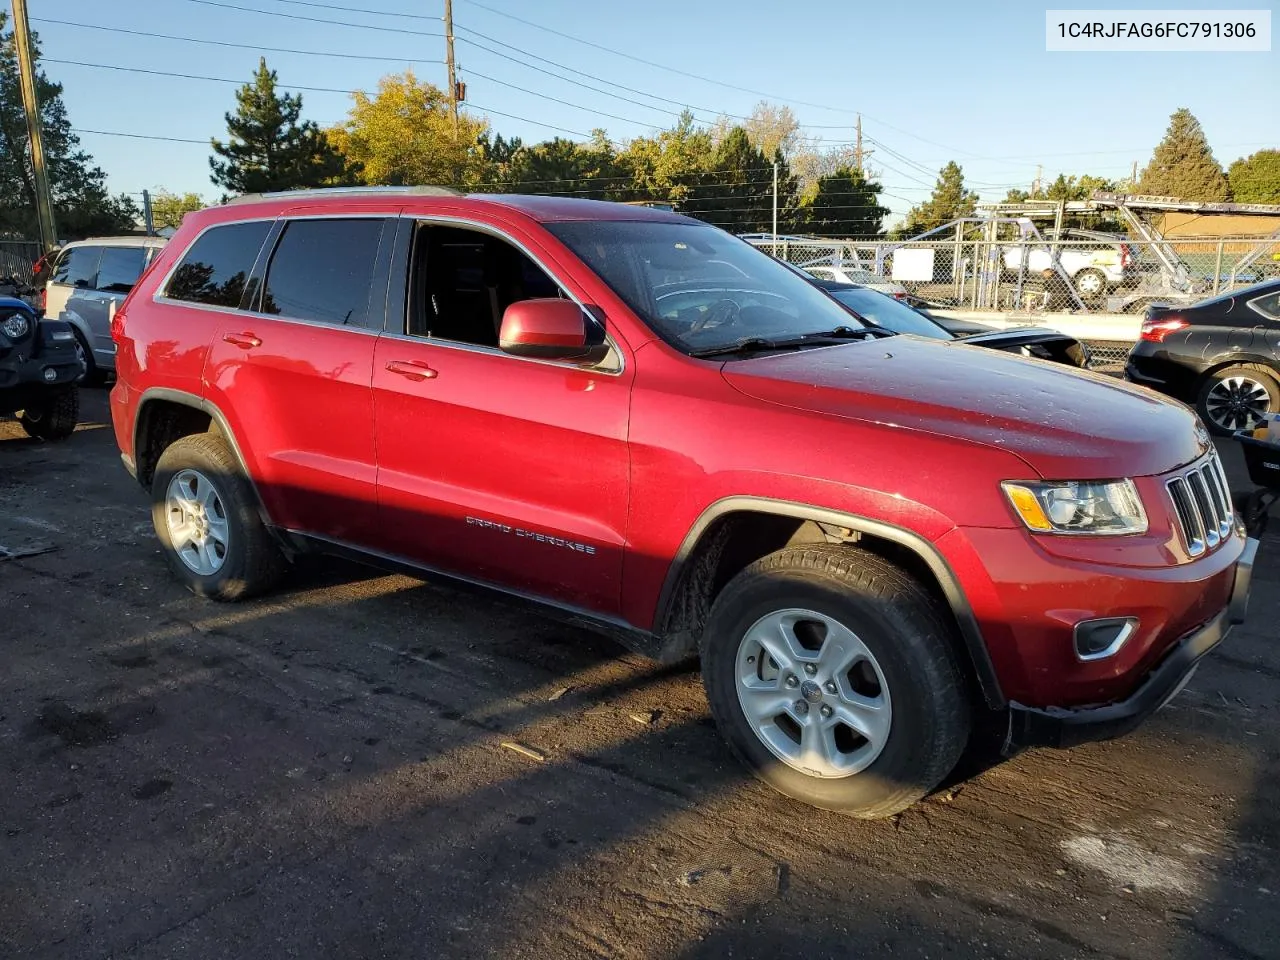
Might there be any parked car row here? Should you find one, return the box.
[97,188,1256,820]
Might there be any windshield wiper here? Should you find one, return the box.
[688,327,890,359]
[800,325,895,340]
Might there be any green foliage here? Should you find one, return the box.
[149,189,205,230]
[680,128,801,233]
[330,71,488,188]
[1138,108,1229,201]
[901,162,978,235]
[804,167,888,238]
[491,133,627,199]
[0,12,138,240]
[1227,150,1280,204]
[211,58,359,195]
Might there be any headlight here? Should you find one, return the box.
[1002,479,1147,535]
[1,312,30,340]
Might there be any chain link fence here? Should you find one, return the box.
[747,234,1279,317]
[0,240,43,286]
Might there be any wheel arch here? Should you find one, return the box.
[653,496,1006,708]
[133,388,280,542]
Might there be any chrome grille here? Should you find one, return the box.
[1166,453,1235,558]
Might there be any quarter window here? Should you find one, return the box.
[259,218,386,327]
[52,247,101,289]
[1248,291,1280,321]
[167,221,272,308]
[96,247,148,293]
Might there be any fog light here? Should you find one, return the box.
[1073,617,1138,661]
[42,366,57,382]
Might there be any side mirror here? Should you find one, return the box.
[499,298,600,361]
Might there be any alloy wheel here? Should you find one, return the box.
[1205,376,1272,432]
[164,468,230,575]
[735,608,892,779]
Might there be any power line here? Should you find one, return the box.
[179,0,443,36]
[33,17,443,64]
[46,59,358,95]
[251,0,435,18]
[72,127,208,144]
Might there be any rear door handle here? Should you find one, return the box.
[223,332,262,349]
[385,359,438,381]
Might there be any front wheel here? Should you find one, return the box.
[151,433,286,601]
[1196,364,1279,435]
[19,386,78,441]
[700,545,970,818]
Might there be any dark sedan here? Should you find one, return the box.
[1125,279,1280,434]
[809,279,1090,368]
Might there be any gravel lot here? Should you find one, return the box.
[2,387,1278,960]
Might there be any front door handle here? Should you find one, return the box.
[223,332,262,349]
[385,359,438,381]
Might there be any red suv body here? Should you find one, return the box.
[110,189,1256,817]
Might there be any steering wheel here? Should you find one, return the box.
[688,299,741,335]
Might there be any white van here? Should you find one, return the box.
[44,237,167,382]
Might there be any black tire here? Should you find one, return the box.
[151,433,285,601]
[1196,363,1280,436]
[700,544,970,818]
[70,329,106,386]
[19,386,79,441]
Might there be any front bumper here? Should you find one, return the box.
[1006,537,1257,750]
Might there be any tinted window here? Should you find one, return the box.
[167,221,272,308]
[827,287,951,340]
[52,246,101,288]
[96,247,148,293]
[260,219,385,327]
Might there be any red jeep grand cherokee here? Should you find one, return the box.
[109,188,1256,817]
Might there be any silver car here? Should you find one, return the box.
[45,237,167,382]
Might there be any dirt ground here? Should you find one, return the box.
[2,387,1278,960]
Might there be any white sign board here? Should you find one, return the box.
[891,248,934,282]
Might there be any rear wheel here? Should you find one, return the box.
[19,386,78,441]
[151,433,285,601]
[700,545,970,818]
[1197,364,1279,435]
[71,329,106,386]
[1074,268,1107,300]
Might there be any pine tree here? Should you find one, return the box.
[902,162,978,234]
[682,128,799,233]
[210,58,358,195]
[1137,108,1229,201]
[804,167,888,238]
[0,12,138,239]
[1227,150,1280,204]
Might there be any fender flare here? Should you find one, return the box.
[655,496,1006,708]
[134,387,282,545]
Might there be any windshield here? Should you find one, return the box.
[546,220,868,354]
[825,286,951,340]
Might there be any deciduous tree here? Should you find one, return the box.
[1227,149,1280,204]
[149,189,205,230]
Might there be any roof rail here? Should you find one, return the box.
[223,185,463,205]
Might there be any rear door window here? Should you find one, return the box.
[1248,291,1280,321]
[95,247,148,293]
[52,246,101,289]
[259,218,386,327]
[166,221,273,309]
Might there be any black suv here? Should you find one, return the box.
[1126,279,1280,434]
[0,295,82,441]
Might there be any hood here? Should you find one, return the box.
[720,336,1208,479]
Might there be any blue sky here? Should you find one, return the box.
[27,0,1279,223]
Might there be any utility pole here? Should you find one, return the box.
[1033,164,1042,197]
[11,0,57,252]
[443,0,459,136]
[772,161,778,241]
[142,190,155,236]
[852,114,873,175]
[1130,160,1138,189]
